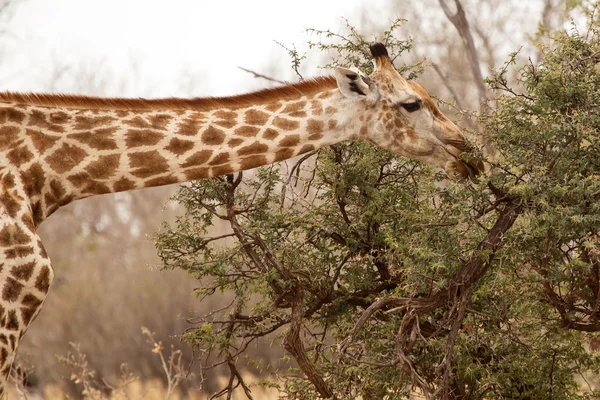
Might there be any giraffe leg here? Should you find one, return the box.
[0,211,53,396]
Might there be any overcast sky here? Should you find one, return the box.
[0,0,394,97]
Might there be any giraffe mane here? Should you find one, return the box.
[0,76,338,111]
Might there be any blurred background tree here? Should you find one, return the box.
[155,1,600,399]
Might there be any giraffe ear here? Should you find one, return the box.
[335,67,374,100]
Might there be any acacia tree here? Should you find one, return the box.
[155,7,600,399]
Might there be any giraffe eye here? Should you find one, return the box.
[400,101,421,112]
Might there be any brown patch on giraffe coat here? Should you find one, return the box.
[68,180,109,196]
[240,155,268,171]
[273,117,299,131]
[4,246,34,259]
[0,107,26,124]
[184,167,210,180]
[177,117,202,136]
[28,109,65,133]
[145,175,179,187]
[35,265,51,293]
[125,129,164,148]
[237,142,269,156]
[49,111,70,124]
[113,177,137,192]
[214,110,237,120]
[234,126,260,137]
[26,129,60,154]
[45,143,87,174]
[2,277,23,302]
[282,101,306,114]
[2,173,15,190]
[10,263,35,281]
[279,135,300,147]
[264,102,283,112]
[0,335,6,346]
[69,127,119,150]
[0,348,6,367]
[208,152,229,166]
[262,128,279,140]
[73,114,117,130]
[21,163,45,197]
[124,114,171,130]
[307,119,324,135]
[201,126,226,145]
[37,240,48,259]
[228,138,244,147]
[5,310,18,330]
[182,150,212,167]
[150,114,172,129]
[20,308,36,326]
[299,144,315,153]
[328,120,337,130]
[21,214,34,233]
[22,294,42,309]
[0,192,21,219]
[289,111,307,118]
[45,179,73,208]
[85,154,120,179]
[211,165,234,177]
[128,150,169,179]
[245,109,270,125]
[165,138,194,155]
[6,146,33,167]
[213,119,237,129]
[0,126,21,151]
[274,148,295,161]
[325,106,337,114]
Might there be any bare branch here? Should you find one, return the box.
[438,0,488,106]
[237,66,286,85]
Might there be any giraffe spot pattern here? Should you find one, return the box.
[209,152,230,166]
[262,128,279,140]
[0,108,25,124]
[240,155,268,171]
[182,150,213,168]
[279,135,300,147]
[245,109,270,125]
[125,129,164,147]
[177,117,202,136]
[0,126,21,151]
[234,126,260,137]
[69,128,119,150]
[45,143,87,174]
[201,126,226,145]
[27,129,59,154]
[2,278,23,302]
[237,142,269,156]
[85,154,121,179]
[273,117,299,131]
[129,150,169,179]
[166,137,194,155]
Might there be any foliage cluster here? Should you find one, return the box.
[155,11,600,400]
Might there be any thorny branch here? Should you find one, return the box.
[342,197,523,397]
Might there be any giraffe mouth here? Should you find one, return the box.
[444,140,485,181]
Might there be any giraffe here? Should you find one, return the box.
[0,43,482,393]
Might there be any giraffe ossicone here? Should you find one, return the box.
[0,42,482,392]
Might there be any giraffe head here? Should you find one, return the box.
[335,43,483,180]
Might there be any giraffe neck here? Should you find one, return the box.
[0,77,361,225]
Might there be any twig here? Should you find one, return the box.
[237,66,286,85]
